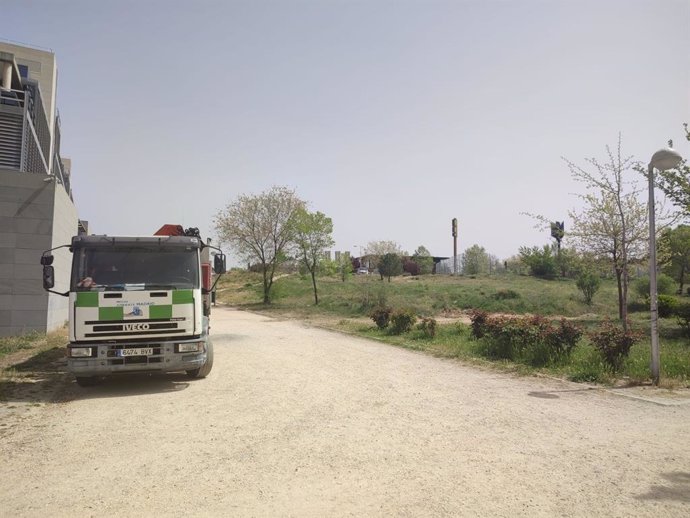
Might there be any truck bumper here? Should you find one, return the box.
[67,336,209,376]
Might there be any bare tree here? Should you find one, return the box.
[214,186,305,304]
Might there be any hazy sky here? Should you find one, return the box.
[5,0,689,262]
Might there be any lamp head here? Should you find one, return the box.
[650,148,683,171]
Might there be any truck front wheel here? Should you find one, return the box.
[186,340,213,379]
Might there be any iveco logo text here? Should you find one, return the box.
[123,323,150,331]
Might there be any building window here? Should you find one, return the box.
[18,64,29,79]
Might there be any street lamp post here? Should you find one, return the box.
[648,147,683,385]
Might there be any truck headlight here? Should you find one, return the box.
[177,343,202,353]
[69,347,93,358]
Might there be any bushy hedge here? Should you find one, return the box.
[370,306,392,330]
[390,309,417,334]
[469,312,582,366]
[417,317,437,338]
[588,320,640,372]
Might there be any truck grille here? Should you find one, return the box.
[84,319,186,338]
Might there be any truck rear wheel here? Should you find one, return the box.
[186,340,213,379]
[75,376,101,387]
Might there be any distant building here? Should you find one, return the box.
[0,41,80,336]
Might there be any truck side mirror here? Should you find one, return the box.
[214,254,227,274]
[43,265,55,290]
[41,254,54,266]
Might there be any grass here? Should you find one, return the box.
[216,270,690,387]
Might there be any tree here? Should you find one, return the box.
[293,208,335,304]
[519,245,557,278]
[461,244,489,275]
[378,253,403,282]
[564,137,649,327]
[412,245,434,275]
[214,186,305,304]
[659,224,690,294]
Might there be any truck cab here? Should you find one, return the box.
[41,228,226,386]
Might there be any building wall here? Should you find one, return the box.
[0,168,77,336]
[46,178,78,331]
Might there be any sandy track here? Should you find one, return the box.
[1,307,689,517]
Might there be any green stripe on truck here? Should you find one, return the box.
[76,292,99,307]
[172,290,194,304]
[99,307,124,321]
[150,305,173,319]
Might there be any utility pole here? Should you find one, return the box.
[452,218,458,275]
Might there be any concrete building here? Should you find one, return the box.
[0,41,79,337]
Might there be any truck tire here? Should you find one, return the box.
[186,339,213,379]
[75,376,101,387]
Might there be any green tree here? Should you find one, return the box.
[519,245,557,278]
[461,244,489,275]
[412,245,434,275]
[293,209,335,305]
[660,225,690,294]
[214,186,305,304]
[378,253,403,282]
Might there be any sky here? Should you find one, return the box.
[4,0,689,263]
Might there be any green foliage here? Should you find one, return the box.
[657,294,679,319]
[576,271,601,305]
[461,244,489,275]
[634,274,676,298]
[519,245,557,279]
[470,313,582,366]
[378,253,403,282]
[660,224,690,292]
[492,289,520,301]
[673,300,690,337]
[370,306,393,330]
[417,317,437,338]
[389,309,417,335]
[412,246,434,275]
[588,320,640,371]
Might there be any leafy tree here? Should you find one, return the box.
[378,253,403,282]
[565,137,652,327]
[461,244,489,275]
[659,224,690,294]
[214,186,305,304]
[519,245,557,278]
[412,245,434,275]
[293,208,335,304]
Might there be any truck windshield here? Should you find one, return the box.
[71,247,200,291]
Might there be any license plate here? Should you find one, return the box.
[118,347,154,357]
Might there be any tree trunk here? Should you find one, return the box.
[615,268,624,321]
[311,270,319,305]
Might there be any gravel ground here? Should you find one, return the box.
[1,307,690,517]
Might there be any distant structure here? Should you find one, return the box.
[0,41,80,336]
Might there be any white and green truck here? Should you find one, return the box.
[40,225,226,387]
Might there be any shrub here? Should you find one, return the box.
[403,259,420,276]
[492,289,520,301]
[370,306,392,330]
[519,245,557,279]
[657,294,679,319]
[634,274,676,298]
[469,309,489,339]
[576,271,600,305]
[417,317,437,338]
[588,320,640,371]
[473,313,582,366]
[674,301,690,337]
[389,309,417,335]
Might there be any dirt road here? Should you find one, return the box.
[1,308,690,517]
